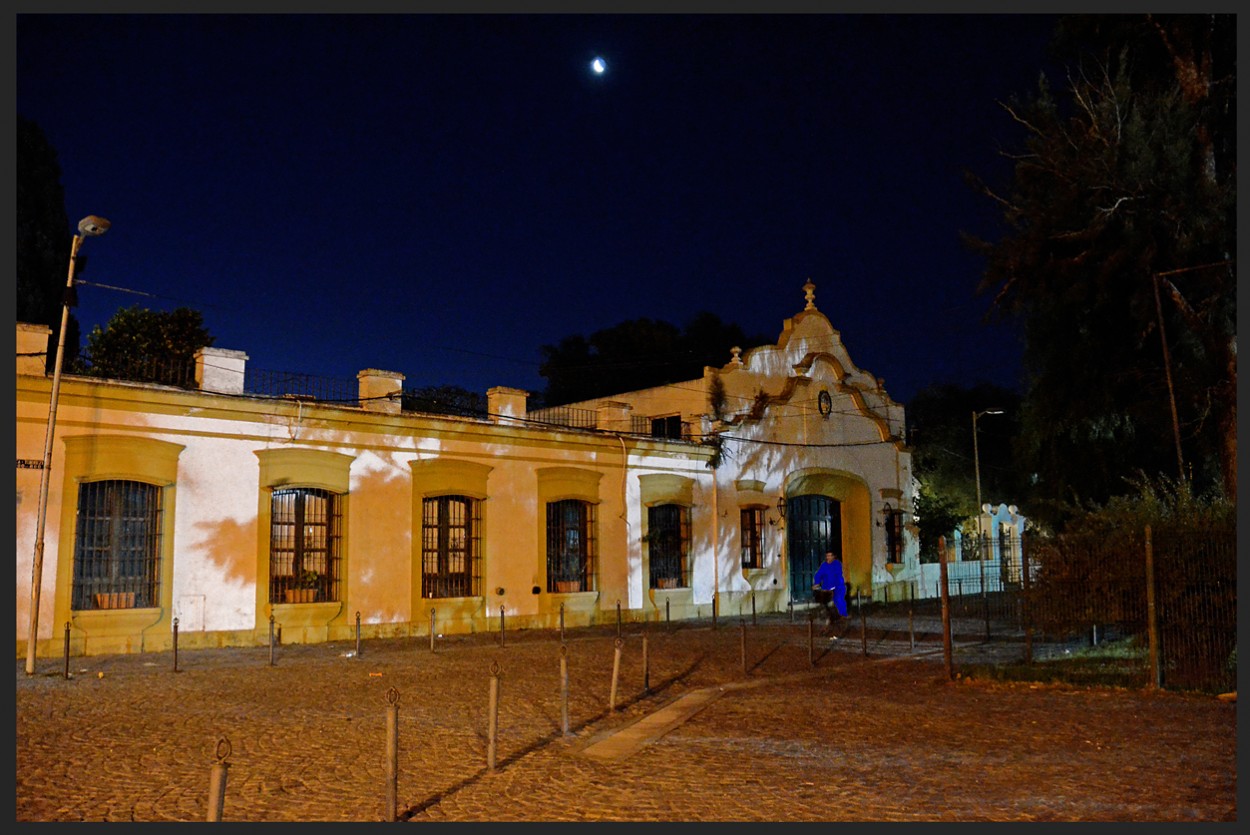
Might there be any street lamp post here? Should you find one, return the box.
[971,408,1004,560]
[25,215,111,676]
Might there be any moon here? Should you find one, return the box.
[591,57,606,75]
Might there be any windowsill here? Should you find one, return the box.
[73,606,161,631]
[75,605,158,615]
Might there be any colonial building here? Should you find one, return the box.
[15,282,918,659]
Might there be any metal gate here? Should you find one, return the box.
[787,494,841,602]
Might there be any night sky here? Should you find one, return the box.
[17,13,1060,406]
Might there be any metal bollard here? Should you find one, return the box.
[909,582,916,652]
[789,599,794,623]
[665,598,670,626]
[355,611,362,657]
[268,614,276,667]
[63,621,71,680]
[384,688,399,822]
[559,602,565,643]
[859,588,868,657]
[609,638,623,712]
[712,596,718,630]
[642,633,650,695]
[616,600,622,639]
[206,737,231,821]
[173,617,180,673]
[740,619,748,676]
[430,608,436,653]
[499,605,505,647]
[751,593,756,627]
[939,535,954,681]
[559,644,570,736]
[808,615,815,667]
[487,661,500,771]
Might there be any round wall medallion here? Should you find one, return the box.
[818,390,832,417]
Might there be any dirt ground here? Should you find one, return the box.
[15,617,1239,822]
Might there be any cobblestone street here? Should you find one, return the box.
[16,615,1238,822]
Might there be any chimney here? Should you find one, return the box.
[487,386,529,424]
[16,323,51,377]
[195,347,249,394]
[358,369,404,414]
[596,400,632,432]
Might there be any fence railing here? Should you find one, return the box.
[76,355,198,389]
[898,525,1235,694]
[526,406,598,429]
[244,368,359,404]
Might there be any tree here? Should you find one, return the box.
[907,382,1024,552]
[16,116,78,372]
[81,306,214,387]
[908,382,1024,514]
[965,14,1235,526]
[539,311,769,406]
[912,486,967,565]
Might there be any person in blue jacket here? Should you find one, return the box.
[812,550,848,633]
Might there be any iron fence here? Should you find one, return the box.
[921,525,1237,693]
[244,368,359,404]
[401,389,488,419]
[527,406,598,429]
[76,355,198,389]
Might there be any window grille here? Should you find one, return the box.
[421,495,481,598]
[885,508,904,563]
[546,499,595,592]
[650,415,683,439]
[72,480,161,610]
[740,506,765,568]
[528,407,598,429]
[648,503,690,587]
[270,487,341,603]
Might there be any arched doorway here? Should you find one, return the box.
[787,494,842,602]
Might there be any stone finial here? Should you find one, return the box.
[730,346,742,366]
[803,279,816,310]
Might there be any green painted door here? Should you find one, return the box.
[787,494,841,602]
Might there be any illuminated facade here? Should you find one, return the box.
[15,283,918,658]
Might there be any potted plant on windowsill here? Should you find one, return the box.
[553,558,583,593]
[95,591,136,609]
[285,569,320,603]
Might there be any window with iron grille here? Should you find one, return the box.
[651,415,683,439]
[885,508,905,563]
[740,506,765,568]
[648,503,690,587]
[72,480,161,610]
[546,499,595,592]
[421,495,481,598]
[270,487,341,603]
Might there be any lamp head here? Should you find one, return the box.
[77,216,111,237]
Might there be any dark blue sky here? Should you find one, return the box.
[17,13,1060,405]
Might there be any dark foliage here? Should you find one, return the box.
[16,116,77,371]
[539,311,769,406]
[80,306,214,387]
[965,14,1236,527]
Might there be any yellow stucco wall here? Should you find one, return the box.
[15,289,914,659]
